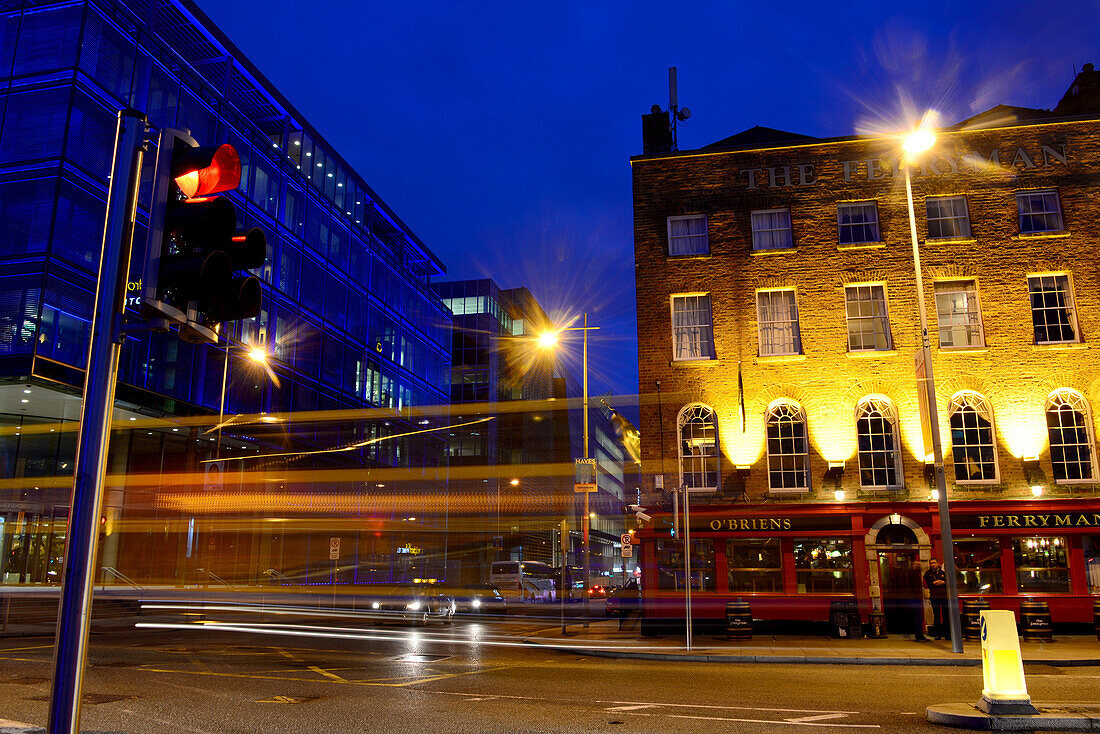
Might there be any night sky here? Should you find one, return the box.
[196,0,1100,408]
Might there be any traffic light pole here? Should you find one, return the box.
[48,109,147,734]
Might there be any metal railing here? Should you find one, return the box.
[98,567,143,592]
[195,568,237,591]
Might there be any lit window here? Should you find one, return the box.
[1017,190,1063,234]
[667,215,709,256]
[1046,389,1096,483]
[1028,274,1078,344]
[751,208,793,250]
[844,285,892,351]
[756,290,801,356]
[856,396,903,489]
[671,294,715,360]
[948,391,998,483]
[678,404,720,491]
[926,195,971,239]
[934,280,984,348]
[836,202,880,245]
[766,400,810,491]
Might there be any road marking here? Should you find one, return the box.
[625,712,879,728]
[785,714,850,723]
[0,645,52,652]
[606,704,660,711]
[308,665,346,683]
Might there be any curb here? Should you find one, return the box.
[0,719,42,734]
[927,703,1100,730]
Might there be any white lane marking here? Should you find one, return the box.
[606,704,660,711]
[785,714,849,723]
[627,712,879,728]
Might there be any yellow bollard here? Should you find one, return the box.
[977,609,1038,715]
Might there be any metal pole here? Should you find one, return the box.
[48,109,146,734]
[905,164,964,654]
[582,313,590,629]
[683,486,692,651]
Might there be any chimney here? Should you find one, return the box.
[1053,62,1100,117]
[641,105,673,154]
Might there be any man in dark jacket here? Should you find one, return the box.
[923,557,948,640]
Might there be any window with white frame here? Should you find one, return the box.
[679,404,720,490]
[671,294,715,360]
[1028,274,1078,344]
[948,392,998,483]
[1017,190,1063,234]
[751,208,793,250]
[766,400,810,491]
[926,195,971,239]
[934,280,984,348]
[756,290,801,356]
[1046,389,1096,483]
[856,397,903,489]
[844,284,892,351]
[667,215,709,256]
[837,201,880,244]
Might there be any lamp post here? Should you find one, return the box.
[902,119,964,654]
[539,314,599,627]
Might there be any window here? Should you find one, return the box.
[1017,190,1063,234]
[1046,389,1096,483]
[844,285,892,351]
[766,400,810,491]
[756,290,801,356]
[934,280,983,348]
[1028,274,1078,344]
[1013,537,1070,593]
[656,539,716,591]
[954,538,1003,593]
[793,539,852,593]
[837,201,880,244]
[856,397,903,489]
[667,215,709,256]
[751,208,793,250]
[678,404,719,491]
[948,392,998,483]
[926,196,971,239]
[726,539,784,592]
[671,294,715,360]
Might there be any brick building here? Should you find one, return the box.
[630,66,1100,630]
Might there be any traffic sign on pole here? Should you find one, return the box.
[329,537,341,560]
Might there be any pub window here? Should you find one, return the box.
[678,404,720,491]
[953,538,1003,593]
[756,289,801,356]
[671,294,716,360]
[1046,388,1096,482]
[856,396,903,489]
[726,539,784,592]
[844,284,892,351]
[1016,190,1063,234]
[667,214,709,256]
[765,400,810,491]
[925,195,971,239]
[934,279,984,348]
[836,201,880,244]
[793,538,853,593]
[751,208,793,250]
[656,538,716,591]
[948,391,999,483]
[1028,274,1079,344]
[1013,537,1070,593]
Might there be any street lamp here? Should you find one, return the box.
[215,339,275,460]
[538,314,599,627]
[902,115,964,654]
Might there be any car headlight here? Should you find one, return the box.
[406,601,421,611]
[371,601,380,609]
[472,599,481,608]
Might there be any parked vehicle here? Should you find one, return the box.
[605,579,640,617]
[489,561,556,602]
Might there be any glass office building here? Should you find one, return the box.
[0,0,452,585]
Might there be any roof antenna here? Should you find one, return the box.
[668,67,692,150]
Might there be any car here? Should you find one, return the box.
[587,585,607,599]
[605,579,640,617]
[362,584,455,626]
[454,584,507,615]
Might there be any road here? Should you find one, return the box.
[1,616,1098,733]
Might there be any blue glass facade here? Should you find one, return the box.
[0,0,452,584]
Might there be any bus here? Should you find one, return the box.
[488,561,556,602]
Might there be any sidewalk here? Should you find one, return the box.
[523,619,1100,666]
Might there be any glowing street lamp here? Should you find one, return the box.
[902,114,964,654]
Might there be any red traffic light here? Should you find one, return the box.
[172,143,241,198]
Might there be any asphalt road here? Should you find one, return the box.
[2,618,1098,733]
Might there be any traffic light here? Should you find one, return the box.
[142,128,265,344]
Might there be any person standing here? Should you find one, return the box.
[924,557,948,640]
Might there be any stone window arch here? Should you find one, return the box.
[1046,388,1097,483]
[765,399,809,492]
[948,391,999,483]
[856,396,903,489]
[678,403,720,491]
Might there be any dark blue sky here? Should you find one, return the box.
[197,0,1099,404]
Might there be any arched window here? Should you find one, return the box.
[678,404,720,490]
[856,397,903,489]
[766,400,810,491]
[1046,389,1096,482]
[948,392,999,483]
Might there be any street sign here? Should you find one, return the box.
[654,474,664,489]
[574,457,597,493]
[621,545,633,558]
[328,537,341,560]
[620,533,633,546]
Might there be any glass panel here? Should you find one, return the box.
[953,538,1002,593]
[793,539,853,593]
[726,539,784,592]
[1013,537,1070,593]
[656,539,716,591]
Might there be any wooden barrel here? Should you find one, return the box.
[1094,598,1100,642]
[725,600,752,640]
[962,598,990,641]
[1020,599,1053,642]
